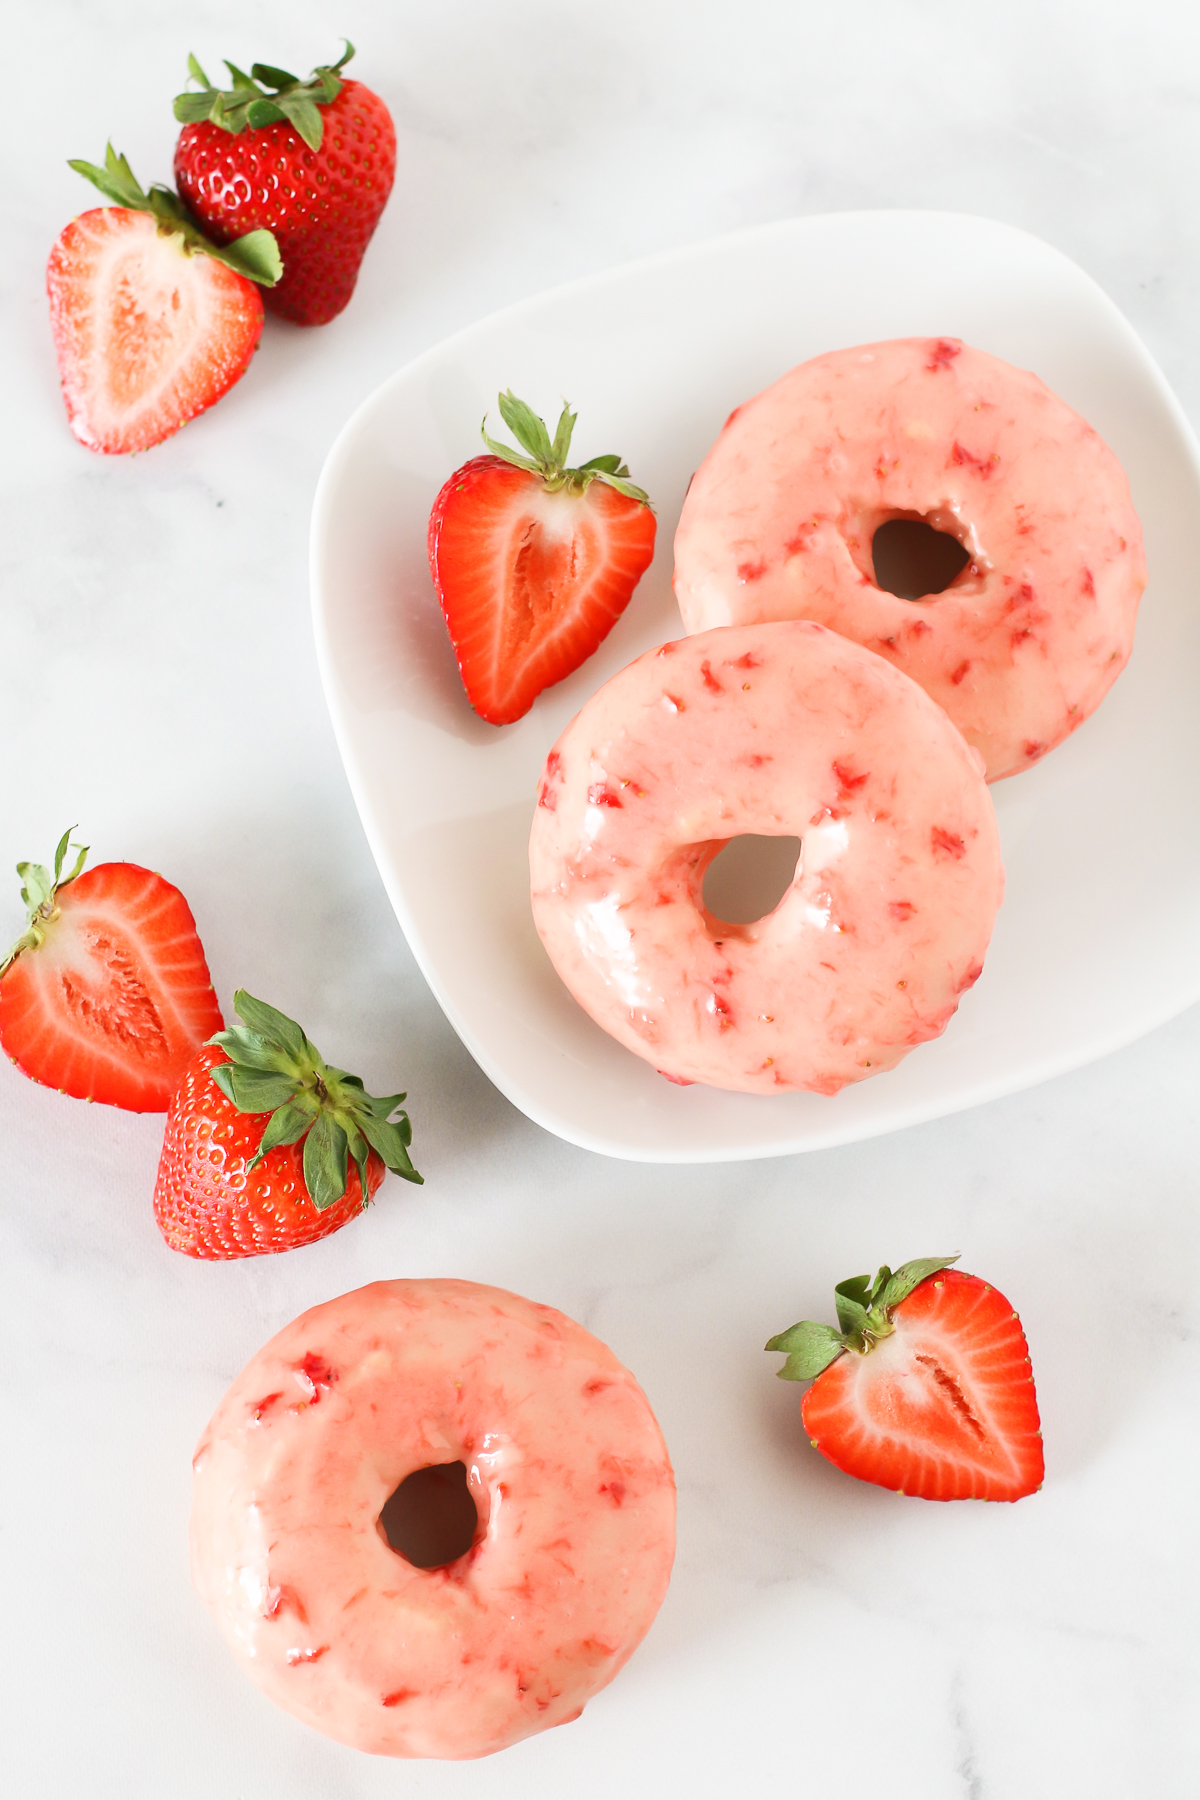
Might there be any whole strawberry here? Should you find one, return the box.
[767,1256,1043,1502]
[154,989,421,1259]
[173,43,396,326]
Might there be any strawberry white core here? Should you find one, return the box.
[95,230,206,405]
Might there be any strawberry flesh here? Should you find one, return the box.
[429,456,657,724]
[0,863,223,1111]
[800,1270,1043,1501]
[46,207,264,453]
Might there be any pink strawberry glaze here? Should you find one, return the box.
[190,1280,675,1760]
[529,621,1003,1095]
[672,338,1146,781]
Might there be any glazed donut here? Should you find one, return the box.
[529,620,1003,1095]
[672,337,1146,781]
[190,1279,675,1760]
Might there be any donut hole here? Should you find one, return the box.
[378,1461,479,1569]
[872,516,970,600]
[702,833,802,925]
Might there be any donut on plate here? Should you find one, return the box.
[190,1279,675,1760]
[672,338,1146,781]
[529,620,1003,1095]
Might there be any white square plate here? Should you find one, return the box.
[311,211,1200,1163]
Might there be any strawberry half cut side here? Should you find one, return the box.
[153,989,422,1259]
[0,828,224,1111]
[766,1256,1044,1502]
[47,147,281,453]
[428,391,657,724]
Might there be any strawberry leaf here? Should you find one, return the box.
[206,1025,296,1074]
[868,1265,893,1305]
[363,1088,409,1116]
[68,147,145,210]
[16,861,54,916]
[53,828,89,889]
[358,1111,421,1181]
[204,989,422,1206]
[498,391,556,464]
[834,1275,872,1336]
[219,1064,299,1112]
[208,1061,236,1106]
[304,1111,348,1211]
[2,829,89,977]
[231,990,310,1061]
[878,1256,959,1311]
[251,62,299,89]
[247,1099,314,1169]
[277,96,324,151]
[173,42,354,148]
[549,402,578,467]
[592,471,651,502]
[244,98,286,128]
[344,1121,373,1212]
[765,1321,846,1381]
[214,229,283,286]
[767,1255,963,1378]
[480,391,654,506]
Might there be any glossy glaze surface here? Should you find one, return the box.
[673,337,1146,780]
[529,620,1004,1094]
[190,1279,676,1759]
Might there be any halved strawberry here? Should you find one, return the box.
[428,392,657,724]
[767,1256,1043,1502]
[47,146,281,454]
[0,829,224,1111]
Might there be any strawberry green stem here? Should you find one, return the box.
[0,827,88,977]
[481,390,652,504]
[207,989,422,1212]
[766,1255,960,1381]
[174,42,355,151]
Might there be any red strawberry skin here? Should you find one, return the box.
[428,456,657,724]
[800,1270,1043,1501]
[154,1045,385,1260]
[46,207,264,454]
[174,80,396,327]
[0,862,223,1111]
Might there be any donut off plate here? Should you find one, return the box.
[311,209,1200,1164]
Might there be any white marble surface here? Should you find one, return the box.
[4,2,1199,1794]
